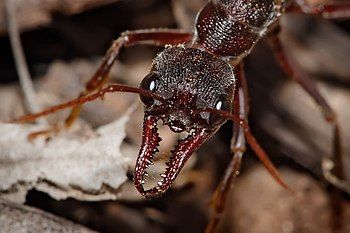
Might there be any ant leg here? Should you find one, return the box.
[205,64,248,233]
[289,0,350,19]
[269,34,344,184]
[65,29,192,128]
[24,29,192,137]
[269,34,345,230]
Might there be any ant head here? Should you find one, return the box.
[139,45,236,132]
[134,46,236,198]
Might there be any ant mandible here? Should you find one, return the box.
[10,0,350,232]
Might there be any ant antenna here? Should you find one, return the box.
[8,84,165,124]
[197,107,295,194]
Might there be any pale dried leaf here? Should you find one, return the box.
[0,106,136,202]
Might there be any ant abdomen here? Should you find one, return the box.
[194,0,278,57]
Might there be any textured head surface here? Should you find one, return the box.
[142,45,236,131]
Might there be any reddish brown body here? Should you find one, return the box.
[194,0,282,57]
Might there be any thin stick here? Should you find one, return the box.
[5,0,43,122]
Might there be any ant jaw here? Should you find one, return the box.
[133,113,215,198]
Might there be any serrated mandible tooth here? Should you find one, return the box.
[146,159,153,165]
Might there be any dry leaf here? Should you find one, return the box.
[0,105,137,202]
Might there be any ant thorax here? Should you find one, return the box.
[194,0,281,58]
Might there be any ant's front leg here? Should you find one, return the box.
[64,29,192,128]
[291,0,350,19]
[24,29,192,139]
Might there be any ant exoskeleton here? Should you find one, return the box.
[9,0,350,232]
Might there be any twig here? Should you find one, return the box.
[5,0,45,124]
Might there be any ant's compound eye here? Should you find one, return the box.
[209,94,230,126]
[215,100,223,110]
[214,94,229,111]
[140,73,158,106]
